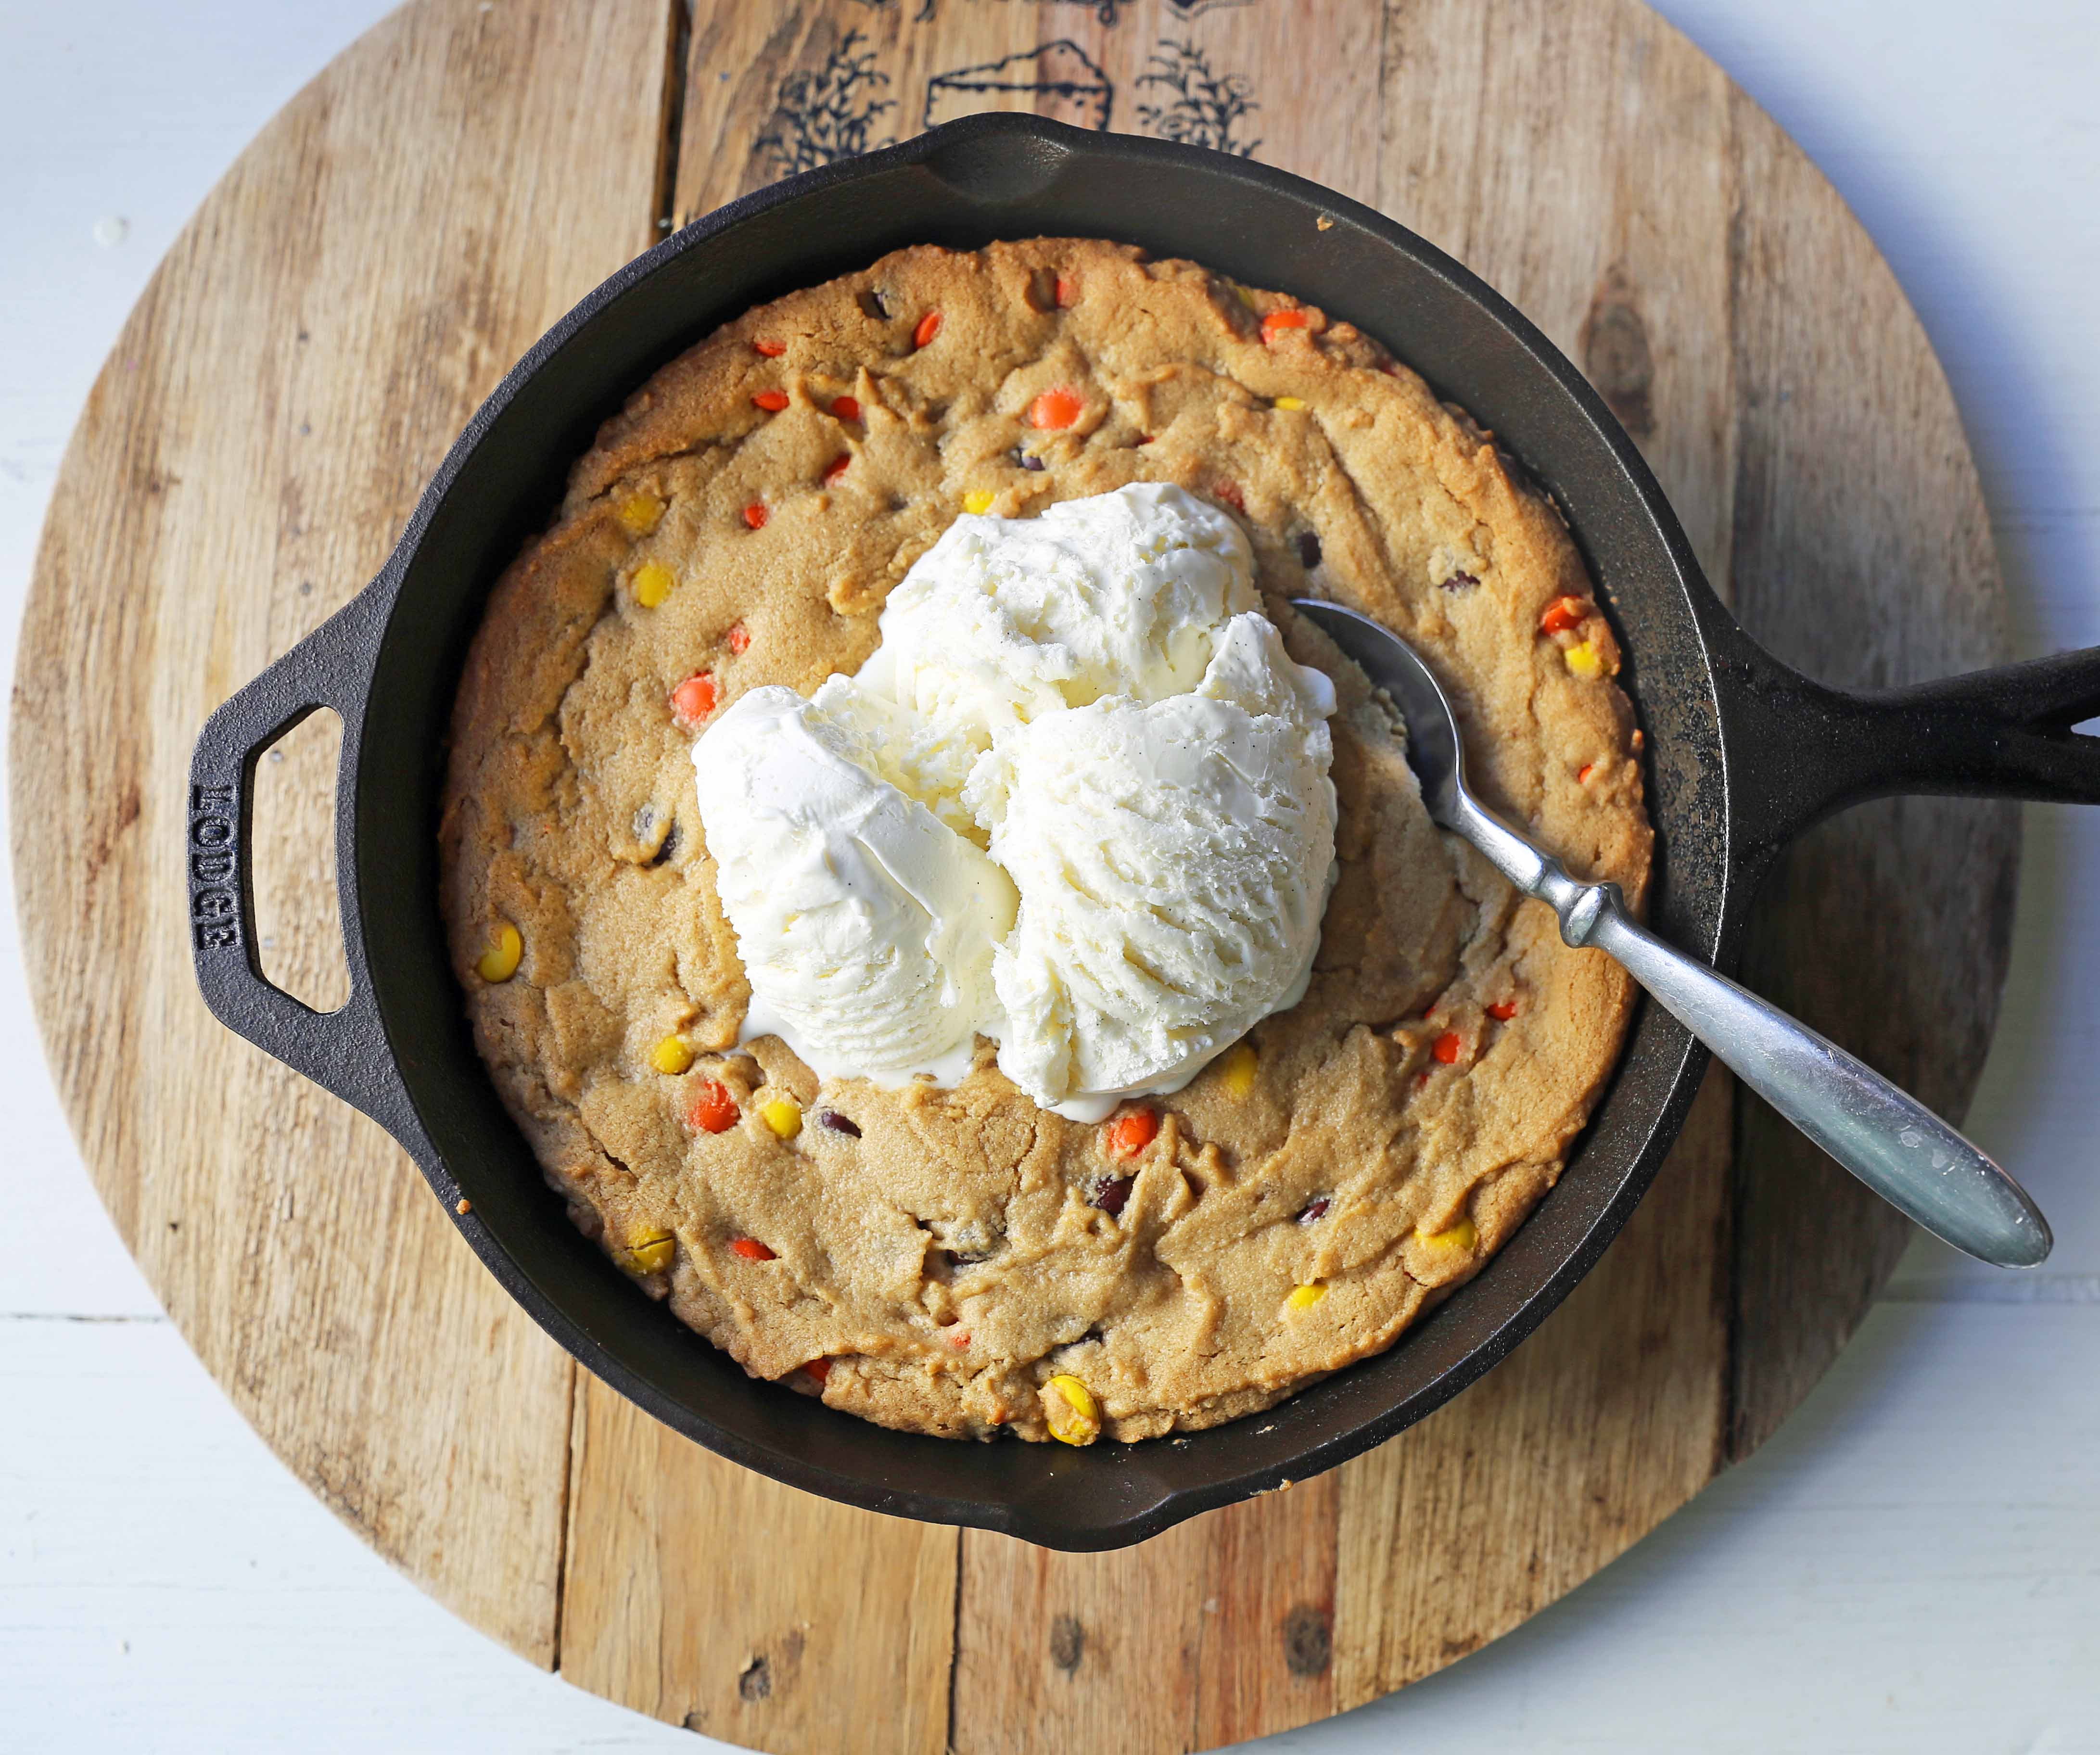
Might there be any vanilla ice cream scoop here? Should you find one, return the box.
[987,615,1337,1114]
[692,483,1338,1116]
[849,482,1259,825]
[693,687,1017,1084]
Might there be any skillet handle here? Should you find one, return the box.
[187,588,413,1135]
[1716,633,2100,866]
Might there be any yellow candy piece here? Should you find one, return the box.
[632,561,677,609]
[475,921,522,983]
[1219,1042,1259,1100]
[619,1232,675,1275]
[759,1096,802,1140]
[615,492,665,536]
[1044,1374,1100,1446]
[1273,396,1306,411]
[963,489,996,515]
[650,1035,695,1075]
[1419,1216,1478,1252]
[1563,640,1603,679]
[1285,1282,1327,1312]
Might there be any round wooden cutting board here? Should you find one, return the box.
[11,0,2017,1748]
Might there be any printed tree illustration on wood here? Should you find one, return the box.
[1135,38,1261,157]
[864,0,1257,21]
[757,30,898,177]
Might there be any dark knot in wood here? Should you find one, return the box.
[1049,1613,1085,1673]
[737,1655,772,1702]
[1282,1603,1332,1678]
[1580,263,1656,440]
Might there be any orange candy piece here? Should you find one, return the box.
[1432,1031,1464,1065]
[753,339,786,357]
[1540,595,1589,635]
[1213,480,1246,512]
[751,389,789,412]
[1488,998,1519,1021]
[1054,274,1077,307]
[913,310,942,348]
[805,1357,832,1384]
[1029,386,1084,430]
[731,1237,776,1262]
[725,622,751,656]
[1104,1107,1159,1159]
[742,501,768,530]
[830,395,860,421]
[823,454,852,483]
[1260,308,1311,343]
[687,1080,738,1134]
[671,672,718,726]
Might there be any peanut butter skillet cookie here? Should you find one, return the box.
[439,239,1650,1445]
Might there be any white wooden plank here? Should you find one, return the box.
[5,1304,2097,1751]
[0,0,405,1321]
[0,1316,692,1754]
[1652,0,2100,577]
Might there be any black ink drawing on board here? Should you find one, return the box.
[1135,38,1260,156]
[923,41,1115,131]
[859,0,1258,27]
[757,30,898,178]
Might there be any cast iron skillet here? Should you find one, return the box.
[186,115,2100,1552]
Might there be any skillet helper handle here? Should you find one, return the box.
[187,591,407,1132]
[1585,901,2052,1268]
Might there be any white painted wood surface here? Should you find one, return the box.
[1,1,2095,1748]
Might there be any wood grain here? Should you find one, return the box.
[7,0,2014,1749]
[1375,0,1741,600]
[251,708,350,1011]
[559,1374,957,1747]
[1721,90,2016,1458]
[953,1470,1343,1751]
[10,0,669,1662]
[1335,1066,1731,1704]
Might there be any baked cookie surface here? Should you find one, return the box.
[438,238,1651,1443]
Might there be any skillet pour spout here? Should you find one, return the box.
[187,114,2100,1550]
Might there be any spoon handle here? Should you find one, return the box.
[1589,902,2049,1268]
[1443,791,2050,1266]
[1284,593,2051,1267]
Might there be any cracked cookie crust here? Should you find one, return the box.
[438,239,1652,1444]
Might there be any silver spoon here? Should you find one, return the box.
[1294,598,2052,1269]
